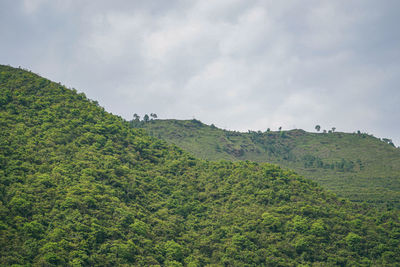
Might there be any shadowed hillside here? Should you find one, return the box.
[1,65,400,266]
[134,119,400,207]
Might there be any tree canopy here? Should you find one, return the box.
[1,65,399,266]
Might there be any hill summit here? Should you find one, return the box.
[1,65,400,266]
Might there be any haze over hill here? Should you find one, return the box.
[1,65,400,265]
[135,118,400,207]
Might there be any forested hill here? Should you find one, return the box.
[134,119,400,207]
[1,65,400,266]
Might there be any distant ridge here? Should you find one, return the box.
[134,118,400,207]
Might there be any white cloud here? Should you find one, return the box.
[23,0,47,13]
[1,0,400,145]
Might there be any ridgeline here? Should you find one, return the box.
[1,65,400,266]
[135,119,400,207]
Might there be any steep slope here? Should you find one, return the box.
[136,119,400,207]
[1,65,400,266]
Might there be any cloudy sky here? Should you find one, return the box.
[1,0,400,145]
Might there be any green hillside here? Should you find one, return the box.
[1,65,400,266]
[134,119,400,207]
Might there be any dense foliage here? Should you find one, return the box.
[1,65,400,266]
[136,119,400,207]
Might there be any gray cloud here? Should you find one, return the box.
[1,0,400,145]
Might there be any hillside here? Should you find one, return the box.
[1,65,400,266]
[134,119,400,207]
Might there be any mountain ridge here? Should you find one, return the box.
[1,65,400,266]
[134,118,400,207]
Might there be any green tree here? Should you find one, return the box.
[164,240,183,262]
[133,113,140,121]
[345,232,362,252]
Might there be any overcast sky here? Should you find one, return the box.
[1,0,400,145]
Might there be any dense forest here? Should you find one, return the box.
[1,65,400,266]
[134,119,400,207]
